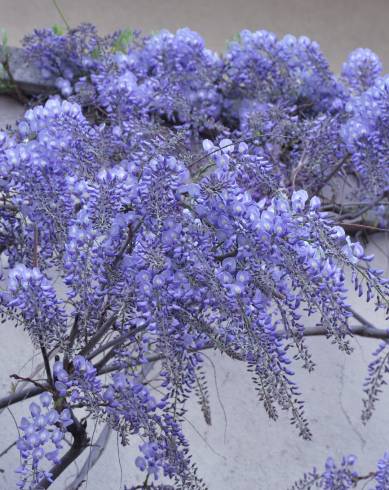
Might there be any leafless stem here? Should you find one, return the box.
[97,321,389,376]
[39,341,54,387]
[64,313,80,370]
[0,385,46,410]
[307,154,349,191]
[112,223,133,267]
[9,374,50,392]
[35,411,88,489]
[0,440,16,458]
[79,313,117,357]
[87,326,145,361]
[340,191,388,221]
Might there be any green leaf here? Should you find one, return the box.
[1,29,8,48]
[91,47,102,59]
[52,24,65,36]
[112,28,135,53]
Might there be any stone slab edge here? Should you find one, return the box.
[0,46,55,95]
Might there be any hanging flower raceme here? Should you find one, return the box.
[15,393,72,490]
[2,264,66,347]
[342,48,383,94]
[341,75,389,207]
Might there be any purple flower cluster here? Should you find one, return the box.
[342,48,382,93]
[98,371,199,485]
[222,30,344,117]
[375,452,389,490]
[341,75,389,201]
[53,356,101,405]
[294,452,389,490]
[321,456,359,490]
[16,393,72,489]
[133,28,222,127]
[1,264,66,347]
[290,455,358,490]
[22,23,104,87]
[21,25,389,219]
[0,24,386,489]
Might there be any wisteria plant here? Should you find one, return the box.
[0,22,388,489]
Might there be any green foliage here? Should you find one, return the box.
[52,24,65,36]
[112,28,135,53]
[1,29,8,48]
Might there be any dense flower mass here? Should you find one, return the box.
[0,24,387,489]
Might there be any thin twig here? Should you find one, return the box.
[349,308,376,330]
[39,341,54,387]
[9,374,50,392]
[338,222,389,233]
[1,317,387,411]
[51,0,71,30]
[97,322,389,376]
[0,385,46,411]
[112,223,133,267]
[87,326,145,361]
[64,313,80,370]
[0,440,16,458]
[340,191,388,221]
[307,154,349,191]
[79,313,117,357]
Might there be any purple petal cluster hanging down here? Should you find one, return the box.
[0,24,387,489]
[15,393,72,490]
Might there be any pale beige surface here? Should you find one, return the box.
[0,0,389,72]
